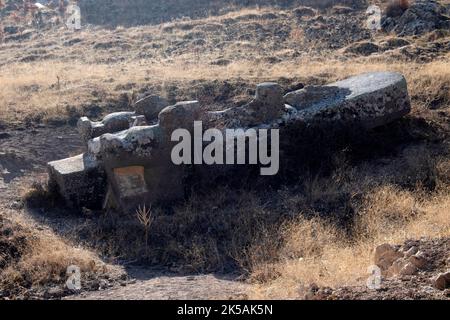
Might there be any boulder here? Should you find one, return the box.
[47,154,106,209]
[284,72,411,129]
[134,95,168,121]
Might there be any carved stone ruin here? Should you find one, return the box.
[47,72,411,213]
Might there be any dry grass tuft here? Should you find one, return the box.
[0,211,109,297]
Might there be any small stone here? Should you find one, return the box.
[387,258,407,276]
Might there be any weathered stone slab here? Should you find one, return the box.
[77,112,136,142]
[283,72,411,129]
[47,153,106,209]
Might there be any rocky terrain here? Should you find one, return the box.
[0,0,449,300]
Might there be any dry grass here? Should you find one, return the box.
[0,3,448,124]
[249,158,450,299]
[0,210,111,297]
[1,54,449,124]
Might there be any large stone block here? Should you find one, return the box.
[48,153,106,209]
[284,72,411,129]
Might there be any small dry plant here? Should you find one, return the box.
[136,204,155,251]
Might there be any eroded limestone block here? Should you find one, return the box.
[47,153,106,209]
[284,72,411,129]
[134,95,168,121]
[77,112,136,142]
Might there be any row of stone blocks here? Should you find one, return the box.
[48,72,411,213]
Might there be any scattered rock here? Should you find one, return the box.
[398,262,418,276]
[433,271,450,290]
[3,25,19,34]
[385,0,410,18]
